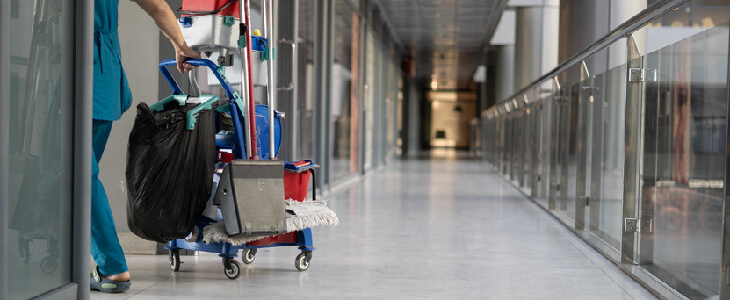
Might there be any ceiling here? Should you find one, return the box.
[375,0,506,90]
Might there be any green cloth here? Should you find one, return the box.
[93,0,133,121]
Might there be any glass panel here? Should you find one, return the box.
[371,27,383,167]
[640,23,729,297]
[350,0,360,10]
[661,4,691,26]
[396,67,403,157]
[510,100,519,181]
[574,64,593,228]
[652,1,730,29]
[691,8,730,28]
[363,27,375,170]
[523,97,532,194]
[7,0,75,298]
[527,89,541,197]
[582,47,611,233]
[502,105,514,178]
[515,104,525,186]
[598,60,627,250]
[330,0,358,180]
[297,0,316,159]
[386,45,396,161]
[594,37,628,249]
[546,87,559,206]
[565,80,579,218]
[539,85,552,201]
[517,104,525,187]
[557,65,581,219]
[500,113,507,173]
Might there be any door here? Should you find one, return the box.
[1,0,86,299]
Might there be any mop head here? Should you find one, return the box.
[203,199,338,246]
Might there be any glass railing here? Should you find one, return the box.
[479,0,729,298]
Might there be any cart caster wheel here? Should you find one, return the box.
[223,259,242,280]
[169,250,181,272]
[242,249,257,264]
[295,252,312,271]
[19,244,30,264]
[40,256,57,274]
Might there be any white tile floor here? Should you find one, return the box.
[91,159,657,299]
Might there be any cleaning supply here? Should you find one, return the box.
[203,199,339,246]
[156,0,336,280]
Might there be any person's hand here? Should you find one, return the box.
[175,43,201,74]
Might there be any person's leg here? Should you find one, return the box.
[90,119,129,279]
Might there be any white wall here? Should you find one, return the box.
[99,1,160,253]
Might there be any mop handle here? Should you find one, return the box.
[243,0,258,160]
[263,0,276,160]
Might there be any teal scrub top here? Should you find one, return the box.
[93,0,133,121]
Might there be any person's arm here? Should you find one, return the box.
[134,0,199,74]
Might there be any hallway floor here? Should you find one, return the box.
[91,159,656,299]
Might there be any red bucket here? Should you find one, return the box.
[283,170,311,202]
[181,0,240,18]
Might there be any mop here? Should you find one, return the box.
[203,199,339,246]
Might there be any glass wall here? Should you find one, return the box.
[481,2,730,298]
[5,0,76,298]
[289,0,401,187]
[330,0,359,181]
[385,43,397,162]
[363,25,375,171]
[597,46,627,250]
[296,0,316,160]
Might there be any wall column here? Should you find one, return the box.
[512,0,559,93]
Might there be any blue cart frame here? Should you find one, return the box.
[157,59,315,280]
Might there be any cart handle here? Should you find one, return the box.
[159,59,249,157]
[158,59,240,103]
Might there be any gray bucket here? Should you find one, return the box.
[215,160,286,237]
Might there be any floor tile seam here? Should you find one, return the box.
[126,276,172,299]
[566,235,640,299]
[549,202,655,299]
[471,166,637,287]
[531,193,646,298]
[488,168,654,299]
[545,204,658,299]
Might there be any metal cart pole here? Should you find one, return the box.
[238,0,253,159]
[263,0,276,159]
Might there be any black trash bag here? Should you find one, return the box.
[126,102,215,243]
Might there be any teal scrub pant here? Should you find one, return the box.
[90,119,128,275]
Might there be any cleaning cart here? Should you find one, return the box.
[134,0,338,280]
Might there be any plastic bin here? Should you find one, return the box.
[179,15,240,51]
[181,0,240,18]
[284,170,311,201]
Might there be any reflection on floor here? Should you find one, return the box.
[91,158,656,299]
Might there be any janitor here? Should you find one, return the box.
[90,0,199,293]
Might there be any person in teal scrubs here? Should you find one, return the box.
[90,0,199,293]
